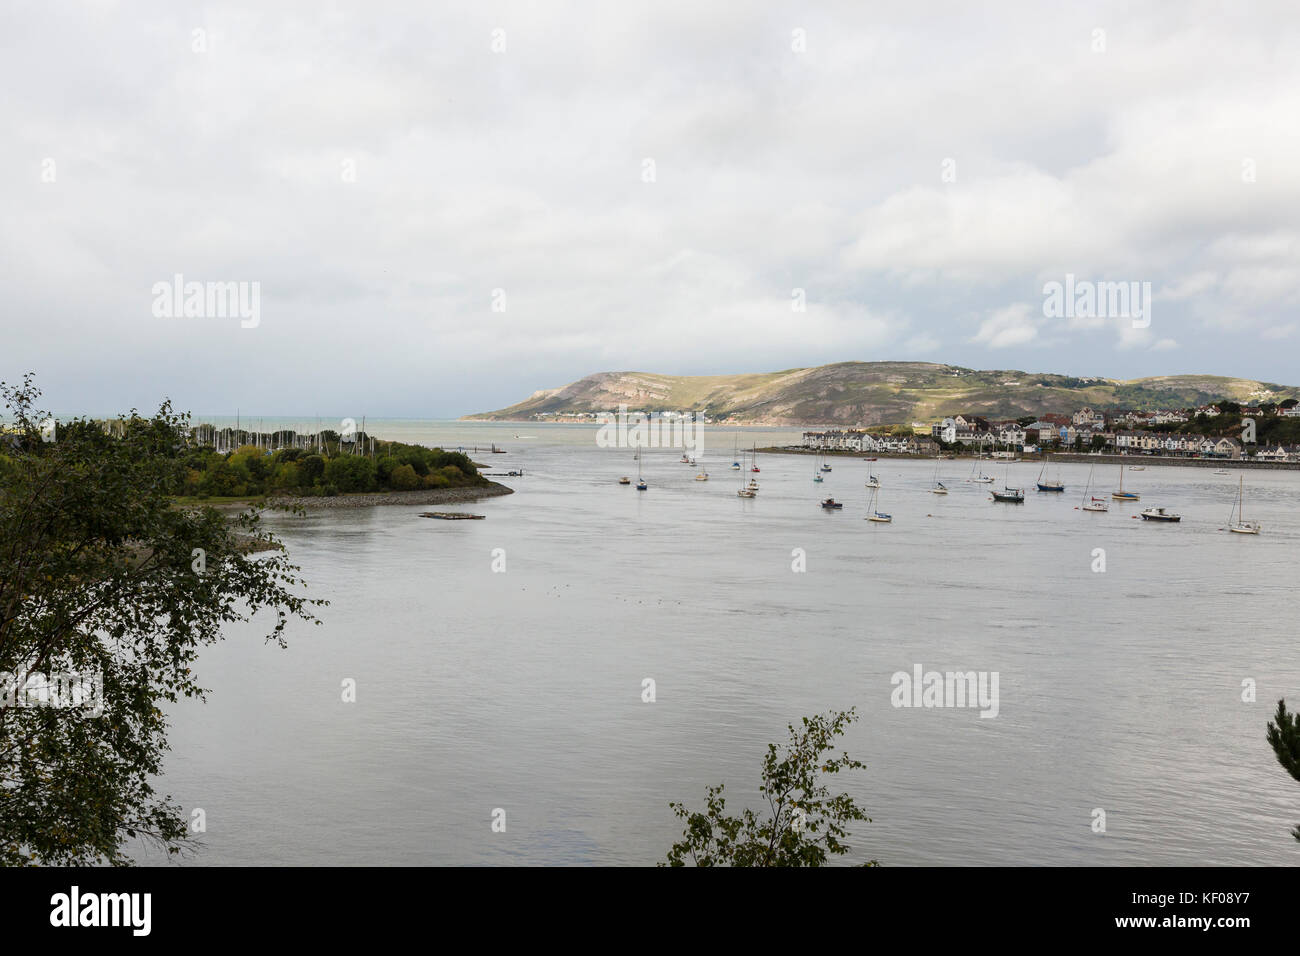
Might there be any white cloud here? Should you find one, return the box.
[973,304,1042,349]
[2,0,1298,415]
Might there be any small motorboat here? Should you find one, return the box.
[813,473,824,483]
[731,462,741,470]
[863,457,877,462]
[680,454,691,463]
[618,476,631,485]
[1129,466,1146,471]
[636,480,648,490]
[820,464,832,473]
[991,487,1025,503]
[1140,507,1181,522]
[820,498,843,510]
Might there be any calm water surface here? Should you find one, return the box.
[153,424,1300,865]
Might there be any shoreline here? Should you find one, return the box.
[201,481,516,511]
[758,447,1300,470]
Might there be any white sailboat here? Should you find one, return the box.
[865,484,891,522]
[1079,462,1108,512]
[1226,476,1260,534]
[930,461,948,494]
[635,450,647,490]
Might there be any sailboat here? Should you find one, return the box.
[969,447,993,483]
[813,451,825,482]
[737,449,756,497]
[751,444,761,472]
[865,473,880,488]
[731,437,742,470]
[865,484,891,522]
[930,461,948,494]
[991,462,1024,502]
[1079,463,1108,512]
[635,452,647,491]
[1036,453,1065,492]
[1112,465,1140,501]
[1226,476,1261,534]
[819,455,832,472]
[618,476,631,485]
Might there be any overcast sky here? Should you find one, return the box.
[3,1,1298,418]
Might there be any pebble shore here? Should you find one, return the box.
[205,481,515,511]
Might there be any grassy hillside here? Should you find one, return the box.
[465,362,1300,426]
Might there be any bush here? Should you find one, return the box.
[323,455,376,493]
[390,463,420,491]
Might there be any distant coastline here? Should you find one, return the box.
[759,447,1300,470]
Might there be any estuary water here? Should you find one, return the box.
[155,423,1300,865]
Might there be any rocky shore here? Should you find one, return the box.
[205,481,515,511]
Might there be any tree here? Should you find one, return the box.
[0,376,325,865]
[323,455,375,493]
[663,708,876,867]
[389,463,420,491]
[1266,699,1300,841]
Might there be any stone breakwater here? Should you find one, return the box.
[275,481,515,509]
[206,481,516,511]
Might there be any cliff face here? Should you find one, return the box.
[465,362,1299,425]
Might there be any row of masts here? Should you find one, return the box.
[96,416,384,457]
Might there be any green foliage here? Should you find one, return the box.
[323,455,376,493]
[166,440,485,500]
[298,454,325,485]
[389,463,420,491]
[0,375,326,865]
[663,708,876,867]
[1267,699,1300,841]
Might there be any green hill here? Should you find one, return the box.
[465,362,1300,426]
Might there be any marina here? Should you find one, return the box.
[164,427,1300,866]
